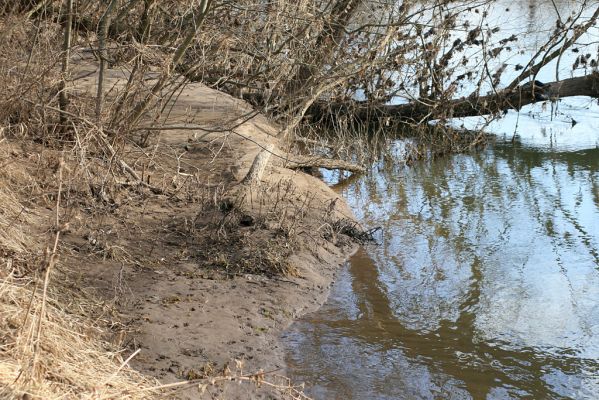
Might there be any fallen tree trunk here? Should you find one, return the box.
[285,155,365,174]
[307,73,599,124]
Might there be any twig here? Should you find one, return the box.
[506,5,599,90]
[32,157,64,374]
[100,348,141,387]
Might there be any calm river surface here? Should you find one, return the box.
[282,1,599,398]
[284,136,599,399]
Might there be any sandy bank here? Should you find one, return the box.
[62,56,361,398]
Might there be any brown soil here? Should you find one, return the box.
[44,54,361,398]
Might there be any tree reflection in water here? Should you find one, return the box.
[284,142,599,399]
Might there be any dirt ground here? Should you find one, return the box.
[44,53,361,398]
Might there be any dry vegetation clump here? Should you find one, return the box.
[0,11,163,399]
[196,232,296,277]
[0,272,159,399]
[0,155,34,258]
[156,173,368,279]
[169,184,311,278]
[0,142,161,399]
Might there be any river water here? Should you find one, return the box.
[284,137,599,399]
[282,1,599,399]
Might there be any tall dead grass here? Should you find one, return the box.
[0,9,162,398]
[0,139,160,398]
[0,272,159,399]
[0,186,31,256]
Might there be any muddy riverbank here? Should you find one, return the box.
[65,55,361,398]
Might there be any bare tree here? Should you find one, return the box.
[11,0,599,152]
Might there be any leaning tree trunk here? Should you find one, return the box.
[307,73,599,125]
[58,0,73,128]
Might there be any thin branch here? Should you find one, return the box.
[127,0,211,128]
[96,0,119,123]
[58,0,73,127]
[32,156,64,373]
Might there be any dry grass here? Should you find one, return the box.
[197,232,296,277]
[0,5,357,399]
[0,138,161,399]
[0,187,31,257]
[0,272,159,400]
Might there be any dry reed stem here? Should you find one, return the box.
[31,156,64,376]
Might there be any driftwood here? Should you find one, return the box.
[240,142,365,183]
[286,155,365,174]
[307,73,599,124]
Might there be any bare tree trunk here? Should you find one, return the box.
[307,73,599,124]
[241,144,274,185]
[136,0,156,43]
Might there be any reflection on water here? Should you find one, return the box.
[283,140,599,399]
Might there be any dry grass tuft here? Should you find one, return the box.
[0,140,159,399]
[0,143,44,287]
[0,188,31,256]
[0,272,159,400]
[198,232,297,277]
